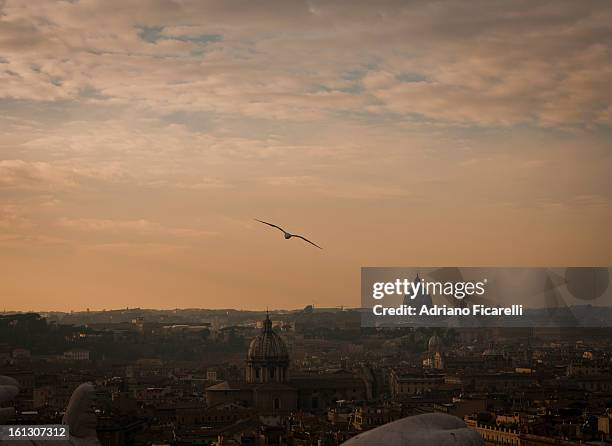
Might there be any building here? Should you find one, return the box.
[403,274,433,310]
[465,418,520,446]
[206,313,297,414]
[246,315,290,384]
[63,349,90,361]
[206,313,368,414]
[389,369,444,397]
[423,334,445,370]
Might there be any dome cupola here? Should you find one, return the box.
[246,312,289,383]
[428,334,443,353]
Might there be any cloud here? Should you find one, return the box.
[262,175,319,187]
[173,178,229,190]
[0,0,609,127]
[57,217,215,239]
[0,160,77,190]
[0,203,34,230]
[80,242,190,257]
[260,175,413,200]
[0,233,68,248]
[0,1,610,312]
[137,25,222,45]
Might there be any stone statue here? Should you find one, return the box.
[0,375,101,445]
[0,375,19,424]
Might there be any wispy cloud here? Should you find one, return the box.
[0,160,77,190]
[57,218,215,239]
[0,0,610,310]
[0,1,610,127]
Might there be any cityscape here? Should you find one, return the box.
[1,307,612,445]
[1,1,611,444]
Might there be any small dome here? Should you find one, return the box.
[428,334,443,353]
[247,314,289,362]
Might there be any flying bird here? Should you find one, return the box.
[254,219,322,249]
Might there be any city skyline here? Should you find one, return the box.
[1,0,611,311]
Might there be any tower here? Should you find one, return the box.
[425,334,445,370]
[404,273,433,309]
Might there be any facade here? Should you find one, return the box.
[63,349,90,361]
[465,419,520,446]
[389,369,445,397]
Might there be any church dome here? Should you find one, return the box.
[247,314,289,362]
[428,334,443,353]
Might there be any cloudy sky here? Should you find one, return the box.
[1,0,611,311]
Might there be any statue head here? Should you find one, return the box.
[0,375,19,423]
[63,383,99,439]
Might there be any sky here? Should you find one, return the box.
[1,0,611,312]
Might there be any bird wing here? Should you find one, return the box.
[294,234,323,249]
[254,219,287,234]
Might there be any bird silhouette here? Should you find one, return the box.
[254,219,322,249]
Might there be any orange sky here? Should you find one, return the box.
[1,1,611,311]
